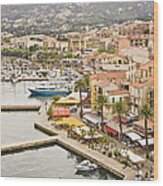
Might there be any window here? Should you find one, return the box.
[112,97,115,104]
[99,87,102,94]
[119,97,122,102]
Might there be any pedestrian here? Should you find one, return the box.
[45,101,48,112]
[145,171,149,180]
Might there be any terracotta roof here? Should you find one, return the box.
[97,81,110,87]
[139,61,154,70]
[128,34,151,39]
[90,71,126,81]
[107,90,129,96]
[130,77,153,88]
[52,109,70,117]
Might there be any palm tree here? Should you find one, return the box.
[81,129,86,142]
[96,94,108,126]
[89,128,96,141]
[88,128,96,149]
[83,74,90,92]
[75,79,86,118]
[52,95,61,106]
[83,74,91,99]
[67,124,75,138]
[112,100,129,138]
[139,103,153,159]
[99,134,108,151]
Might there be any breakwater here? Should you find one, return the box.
[1,105,41,111]
[1,137,58,155]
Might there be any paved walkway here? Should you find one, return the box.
[35,103,136,180]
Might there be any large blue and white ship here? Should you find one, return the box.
[28,82,72,96]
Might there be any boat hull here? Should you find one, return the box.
[75,167,97,172]
[28,88,69,96]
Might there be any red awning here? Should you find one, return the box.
[52,109,70,117]
[104,125,118,135]
[113,116,129,123]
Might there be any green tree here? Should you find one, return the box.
[64,52,73,58]
[89,128,96,141]
[47,107,53,117]
[81,129,86,141]
[83,74,90,92]
[52,95,61,106]
[112,100,129,138]
[10,57,16,63]
[143,29,150,34]
[75,79,86,118]
[99,134,109,150]
[96,94,108,126]
[139,103,153,158]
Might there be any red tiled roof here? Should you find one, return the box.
[108,90,129,96]
[130,77,153,88]
[139,61,154,70]
[90,71,126,80]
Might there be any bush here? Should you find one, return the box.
[108,152,112,157]
[114,148,120,158]
[97,48,115,54]
[47,106,53,116]
[2,48,33,59]
[143,29,150,34]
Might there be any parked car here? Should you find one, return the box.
[70,106,77,112]
[149,173,154,181]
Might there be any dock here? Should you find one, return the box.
[19,78,49,82]
[2,78,48,82]
[1,137,58,155]
[1,105,41,111]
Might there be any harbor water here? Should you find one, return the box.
[1,112,48,146]
[1,82,118,179]
[1,145,117,179]
[1,81,50,105]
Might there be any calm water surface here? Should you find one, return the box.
[1,145,118,180]
[1,81,50,105]
[1,111,48,146]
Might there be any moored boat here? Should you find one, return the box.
[75,160,98,172]
[28,83,71,96]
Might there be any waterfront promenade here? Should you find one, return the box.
[34,104,136,180]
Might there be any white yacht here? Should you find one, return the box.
[75,160,97,172]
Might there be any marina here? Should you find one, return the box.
[1,1,156,181]
[1,73,154,180]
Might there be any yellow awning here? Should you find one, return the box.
[55,117,85,128]
[57,99,80,104]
